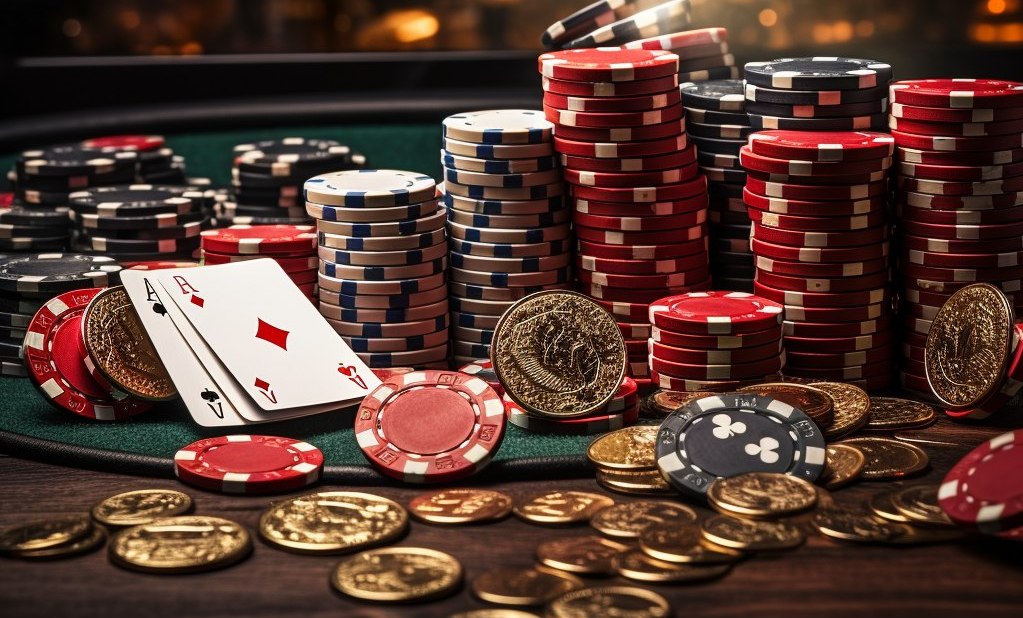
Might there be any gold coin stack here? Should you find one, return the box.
[587,424,675,495]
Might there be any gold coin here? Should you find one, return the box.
[890,485,955,527]
[638,526,744,565]
[589,500,697,539]
[737,382,835,428]
[491,290,626,418]
[450,611,541,618]
[812,508,901,543]
[546,586,671,618]
[471,567,582,606]
[91,489,194,527]
[586,425,658,470]
[259,491,408,554]
[9,526,107,560]
[330,547,462,603]
[408,489,512,525]
[838,437,930,480]
[864,397,937,430]
[809,382,871,439]
[706,472,818,519]
[821,444,866,490]
[869,490,912,524]
[595,468,675,496]
[108,515,251,573]
[83,286,176,401]
[536,535,629,576]
[701,515,805,551]
[925,283,1015,411]
[513,491,614,525]
[0,515,93,553]
[642,390,715,418]
[614,549,732,583]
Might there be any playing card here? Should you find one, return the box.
[154,260,379,410]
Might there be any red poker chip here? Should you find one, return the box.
[554,133,689,158]
[570,175,706,204]
[746,130,895,163]
[783,329,894,354]
[745,176,886,201]
[889,116,1023,137]
[739,145,892,177]
[24,288,153,421]
[649,339,782,365]
[650,350,785,381]
[946,324,1023,420]
[939,429,1023,531]
[619,322,652,339]
[899,232,1023,255]
[903,286,955,308]
[783,361,894,381]
[746,168,887,186]
[897,175,1023,197]
[200,224,316,255]
[754,280,891,308]
[900,218,1023,241]
[574,208,706,232]
[575,222,706,246]
[457,358,503,396]
[593,299,649,321]
[901,262,1023,284]
[203,250,319,273]
[897,203,1023,226]
[889,79,1023,109]
[563,163,698,188]
[756,255,888,279]
[900,370,934,395]
[901,248,1023,269]
[504,394,640,435]
[899,189,1023,211]
[623,27,729,51]
[891,129,1023,153]
[624,339,647,355]
[651,324,782,350]
[544,103,684,128]
[81,134,166,152]
[743,188,885,218]
[542,89,682,113]
[553,118,686,143]
[648,290,783,336]
[575,194,707,217]
[751,221,888,249]
[355,370,505,484]
[584,282,701,304]
[541,73,680,98]
[372,367,416,381]
[648,369,770,393]
[0,192,13,207]
[747,208,886,232]
[538,48,680,83]
[750,237,889,264]
[577,252,708,276]
[783,315,892,338]
[898,146,1023,167]
[891,102,1023,123]
[755,268,891,294]
[173,435,324,494]
[898,160,1023,182]
[561,149,696,173]
[784,345,894,369]
[905,302,941,321]
[578,267,710,290]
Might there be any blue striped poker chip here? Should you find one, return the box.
[343,332,446,353]
[541,0,630,48]
[442,167,561,189]
[441,138,555,160]
[446,210,567,230]
[318,227,445,252]
[307,200,438,223]
[451,266,571,288]
[449,238,568,259]
[318,285,447,310]
[441,193,565,216]
[315,208,446,238]
[452,325,495,345]
[304,169,437,208]
[445,181,563,201]
[656,392,827,499]
[442,110,554,146]
[449,251,562,274]
[317,242,445,265]
[441,151,558,174]
[342,315,449,339]
[453,341,490,359]
[451,310,500,330]
[322,300,447,324]
[320,257,446,281]
[319,272,445,296]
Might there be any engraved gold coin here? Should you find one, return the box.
[589,500,697,539]
[330,547,462,603]
[642,390,715,418]
[869,490,912,524]
[890,485,955,527]
[408,489,512,525]
[91,489,194,527]
[536,535,629,576]
[638,526,744,565]
[0,516,93,553]
[491,290,626,418]
[259,491,408,554]
[586,425,658,471]
[513,491,613,525]
[595,468,675,496]
[838,437,929,480]
[812,508,901,543]
[864,397,937,430]
[821,444,866,490]
[471,567,583,606]
[546,586,671,618]
[83,286,176,401]
[614,549,732,583]
[701,515,806,551]
[809,382,871,439]
[737,382,835,428]
[8,526,107,560]
[108,515,251,573]
[706,472,818,519]
[926,283,1015,411]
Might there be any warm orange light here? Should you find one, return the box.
[855,20,875,38]
[395,14,439,43]
[1002,22,1023,42]
[812,24,833,44]
[119,10,140,29]
[972,23,997,42]
[759,9,778,27]
[988,0,1007,15]
[181,41,203,55]
[62,18,82,38]
[833,20,854,42]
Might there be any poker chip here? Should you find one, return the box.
[200,225,315,255]
[621,26,728,51]
[679,66,740,83]
[442,137,554,160]
[355,370,505,483]
[744,190,884,219]
[939,430,1023,532]
[746,97,888,119]
[504,394,639,435]
[233,137,355,173]
[173,435,324,494]
[0,254,121,294]
[891,102,1023,123]
[890,79,1023,109]
[740,144,892,176]
[442,151,557,174]
[744,57,893,91]
[540,0,638,49]
[543,90,681,114]
[563,0,693,49]
[67,184,210,217]
[543,104,683,129]
[649,291,783,335]
[539,48,679,83]
[745,82,889,106]
[562,148,694,172]
[680,80,745,111]
[17,144,139,178]
[307,199,440,224]
[656,392,827,497]
[443,110,555,146]
[305,169,437,208]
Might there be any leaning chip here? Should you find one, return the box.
[173,435,325,494]
[939,429,1023,532]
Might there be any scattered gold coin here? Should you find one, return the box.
[812,508,901,543]
[596,468,675,496]
[706,472,818,519]
[821,444,866,490]
[91,489,194,527]
[638,526,744,565]
[890,485,956,527]
[642,390,715,418]
[869,490,912,524]
[701,514,806,551]
[330,547,462,603]
[471,567,582,606]
[536,535,629,576]
[838,437,930,480]
[737,382,835,428]
[614,549,732,583]
[108,515,251,574]
[408,488,512,525]
[0,516,93,553]
[259,491,408,554]
[8,526,107,560]
[546,586,671,618]
[513,491,613,525]
[586,425,658,470]
[589,500,697,539]
[864,397,937,430]
[809,382,871,439]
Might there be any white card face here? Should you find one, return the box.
[154,260,380,410]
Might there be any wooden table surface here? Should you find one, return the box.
[2,416,1023,618]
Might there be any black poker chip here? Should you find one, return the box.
[0,205,70,227]
[697,150,741,170]
[681,80,746,111]
[687,121,754,140]
[68,185,211,217]
[0,253,122,294]
[745,98,888,119]
[685,107,750,126]
[73,209,206,231]
[17,144,140,178]
[744,82,889,106]
[748,113,887,131]
[83,222,203,241]
[743,57,894,91]
[0,222,72,239]
[688,134,745,156]
[232,138,358,175]
[77,234,201,255]
[0,237,69,252]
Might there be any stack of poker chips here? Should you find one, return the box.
[540,47,711,386]
[742,130,895,391]
[647,291,785,392]
[218,138,366,226]
[680,79,755,291]
[304,169,450,369]
[621,26,738,84]
[200,224,318,303]
[502,376,639,435]
[743,57,892,132]
[887,79,1023,395]
[80,135,187,184]
[0,254,124,378]
[68,183,216,261]
[542,0,691,50]
[440,109,571,363]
